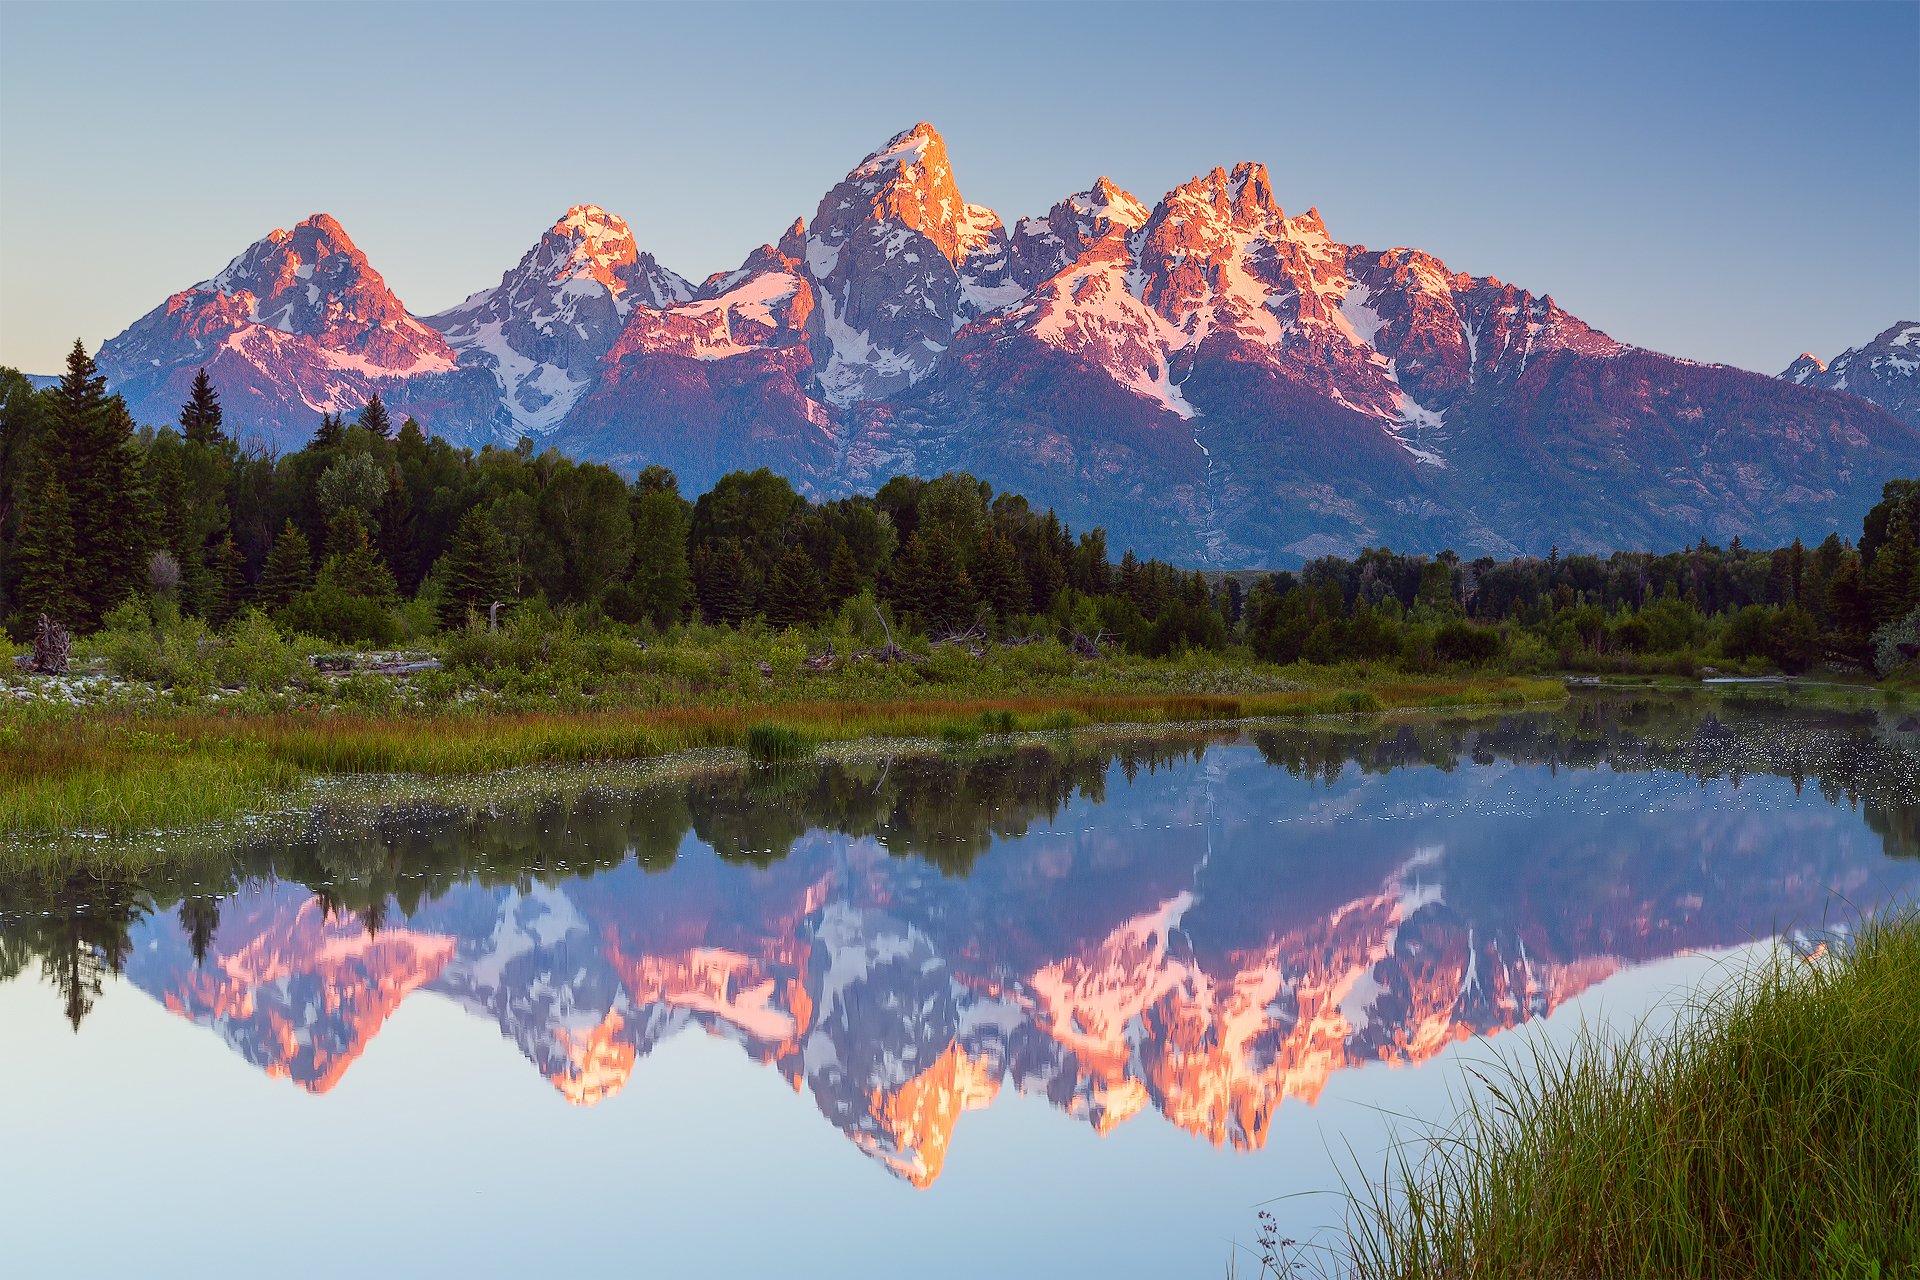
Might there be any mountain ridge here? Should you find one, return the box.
[80,122,1920,566]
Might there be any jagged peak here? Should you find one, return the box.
[1067,177,1150,230]
[855,121,946,177]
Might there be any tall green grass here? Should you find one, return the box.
[0,678,1563,842]
[1342,908,1920,1279]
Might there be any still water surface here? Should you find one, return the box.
[3,692,1917,1278]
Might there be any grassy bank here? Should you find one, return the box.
[1337,908,1920,1280]
[0,652,1564,843]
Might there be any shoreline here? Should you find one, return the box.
[0,675,1565,862]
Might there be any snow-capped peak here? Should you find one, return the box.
[424,206,694,437]
[852,121,945,181]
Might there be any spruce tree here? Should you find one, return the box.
[179,368,225,446]
[258,521,314,609]
[1866,513,1919,628]
[12,476,81,627]
[693,540,755,625]
[630,476,691,629]
[209,535,248,628]
[1827,552,1874,665]
[44,340,149,629]
[311,412,344,451]
[377,463,419,592]
[765,546,825,627]
[358,394,393,439]
[972,529,1026,620]
[435,506,513,629]
[319,509,397,604]
[825,537,863,605]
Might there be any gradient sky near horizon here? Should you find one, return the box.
[1,0,1914,376]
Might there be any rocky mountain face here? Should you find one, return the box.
[1783,322,1920,430]
[87,128,1920,563]
[426,205,693,436]
[95,214,504,452]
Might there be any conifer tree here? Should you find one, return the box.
[357,394,393,439]
[12,476,81,626]
[377,463,419,592]
[765,546,825,627]
[319,509,398,604]
[44,340,148,628]
[311,412,344,451]
[435,506,513,629]
[630,470,691,629]
[825,537,863,606]
[1827,552,1874,665]
[178,368,225,446]
[1866,512,1919,627]
[972,529,1026,621]
[693,540,756,625]
[209,534,248,627]
[257,521,313,609]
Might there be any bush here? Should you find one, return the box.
[92,600,216,692]
[1434,619,1503,666]
[1870,606,1920,677]
[278,582,397,646]
[214,610,303,692]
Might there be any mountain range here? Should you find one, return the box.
[80,123,1920,566]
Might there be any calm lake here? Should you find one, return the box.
[4,692,1917,1278]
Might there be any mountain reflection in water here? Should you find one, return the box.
[3,693,1917,1188]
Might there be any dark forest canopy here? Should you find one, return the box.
[2,346,1917,674]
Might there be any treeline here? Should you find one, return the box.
[1,341,1917,678]
[0,343,1232,650]
[1241,483,1920,676]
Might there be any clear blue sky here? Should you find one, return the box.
[1,0,1914,375]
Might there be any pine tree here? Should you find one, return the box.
[825,537,863,605]
[257,521,314,610]
[44,340,149,629]
[358,394,393,439]
[1866,513,1919,628]
[311,412,344,451]
[435,506,513,629]
[971,529,1026,621]
[630,475,691,629]
[765,546,825,627]
[209,534,248,628]
[692,540,756,625]
[11,476,81,626]
[1827,552,1874,665]
[178,368,225,446]
[377,463,419,592]
[911,528,975,633]
[319,509,397,604]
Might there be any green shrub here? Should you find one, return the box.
[938,722,983,746]
[1870,606,1920,677]
[278,582,397,646]
[214,610,303,692]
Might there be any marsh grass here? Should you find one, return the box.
[0,676,1562,841]
[1340,908,1920,1280]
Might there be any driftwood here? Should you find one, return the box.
[1068,630,1113,660]
[868,605,920,664]
[29,615,70,675]
[802,640,837,672]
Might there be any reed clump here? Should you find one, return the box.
[1343,908,1920,1280]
